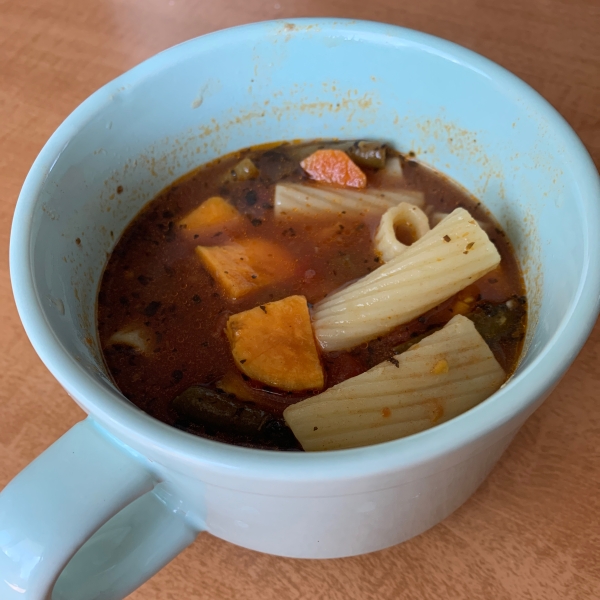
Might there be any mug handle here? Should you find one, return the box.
[0,417,202,600]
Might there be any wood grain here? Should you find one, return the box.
[0,0,599,598]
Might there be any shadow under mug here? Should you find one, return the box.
[2,19,599,600]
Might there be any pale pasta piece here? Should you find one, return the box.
[431,211,489,232]
[374,203,430,262]
[370,156,404,186]
[274,182,424,218]
[313,208,501,351]
[284,315,505,451]
[383,155,403,178]
[107,324,154,355]
[430,211,449,227]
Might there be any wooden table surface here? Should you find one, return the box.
[1,1,599,598]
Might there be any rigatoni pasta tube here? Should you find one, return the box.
[313,208,501,351]
[284,315,505,451]
[374,203,430,262]
[274,182,424,218]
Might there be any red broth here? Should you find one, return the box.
[97,142,527,450]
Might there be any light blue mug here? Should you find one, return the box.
[2,19,599,600]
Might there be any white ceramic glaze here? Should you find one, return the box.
[2,18,600,600]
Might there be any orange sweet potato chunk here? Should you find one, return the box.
[300,149,367,188]
[195,238,296,300]
[225,295,324,391]
[179,196,242,231]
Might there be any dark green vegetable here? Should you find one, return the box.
[173,385,298,448]
[282,140,387,170]
[392,299,526,358]
[466,298,526,344]
[345,141,387,169]
[254,149,300,182]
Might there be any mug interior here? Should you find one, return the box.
[12,20,600,464]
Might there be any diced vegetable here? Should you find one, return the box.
[226,295,324,391]
[274,182,425,218]
[300,149,367,188]
[467,298,527,344]
[173,385,298,448]
[217,371,261,402]
[374,203,431,262]
[287,140,387,170]
[223,157,260,183]
[107,324,154,355]
[346,141,387,169]
[284,315,505,451]
[195,238,296,300]
[179,196,242,231]
[255,148,300,182]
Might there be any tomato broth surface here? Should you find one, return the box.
[97,141,527,450]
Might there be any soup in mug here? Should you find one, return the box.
[97,141,526,451]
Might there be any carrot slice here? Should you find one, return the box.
[300,149,367,189]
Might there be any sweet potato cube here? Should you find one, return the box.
[179,196,242,231]
[195,238,295,300]
[226,295,324,391]
[217,371,259,402]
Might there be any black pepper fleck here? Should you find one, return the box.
[143,301,161,317]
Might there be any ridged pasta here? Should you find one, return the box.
[313,208,501,351]
[284,315,505,451]
[431,211,489,232]
[374,203,430,262]
[274,182,424,218]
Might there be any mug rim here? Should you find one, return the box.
[10,18,600,482]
